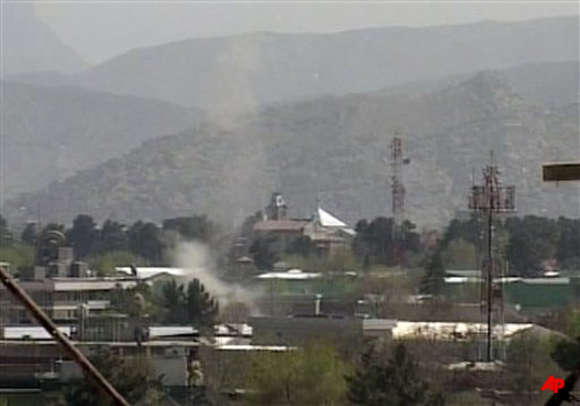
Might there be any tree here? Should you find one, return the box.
[441,239,477,270]
[157,279,219,327]
[346,343,445,406]
[287,235,316,258]
[353,217,421,267]
[99,220,128,253]
[420,252,446,296]
[65,349,163,406]
[353,217,393,265]
[551,338,580,372]
[507,334,561,404]
[20,222,38,245]
[506,216,560,276]
[556,217,580,269]
[550,309,580,372]
[0,215,11,244]
[249,235,280,270]
[441,216,480,248]
[67,214,98,259]
[127,221,163,264]
[239,211,263,240]
[0,242,35,275]
[88,250,145,277]
[246,344,347,406]
[186,279,219,329]
[163,215,218,244]
[402,220,422,254]
[323,246,359,273]
[110,282,160,320]
[161,279,187,324]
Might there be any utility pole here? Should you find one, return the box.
[0,266,131,406]
[391,134,410,268]
[468,152,515,362]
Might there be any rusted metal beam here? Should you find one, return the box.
[0,266,131,406]
[543,162,580,182]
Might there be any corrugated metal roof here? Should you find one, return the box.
[149,326,197,338]
[445,270,480,278]
[215,323,253,336]
[53,279,137,291]
[256,269,321,280]
[392,321,533,341]
[116,267,189,279]
[363,319,397,330]
[521,277,571,285]
[3,326,71,340]
[216,345,296,352]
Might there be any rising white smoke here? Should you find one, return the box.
[170,241,262,315]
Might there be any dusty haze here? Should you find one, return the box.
[24,2,580,64]
[171,241,263,314]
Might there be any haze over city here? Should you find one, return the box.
[0,2,579,406]
[8,1,580,63]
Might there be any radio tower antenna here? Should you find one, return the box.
[468,151,516,362]
[391,133,409,268]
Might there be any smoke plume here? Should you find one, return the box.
[171,241,262,315]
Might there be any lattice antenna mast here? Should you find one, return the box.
[468,151,516,362]
[391,135,409,267]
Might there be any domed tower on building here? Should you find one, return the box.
[266,192,288,220]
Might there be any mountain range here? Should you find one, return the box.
[2,16,578,228]
[4,68,578,228]
[10,16,579,112]
[1,82,198,203]
[1,4,86,76]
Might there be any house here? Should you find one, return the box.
[252,192,355,257]
[0,275,138,325]
[0,266,189,326]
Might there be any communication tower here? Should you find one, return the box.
[468,152,515,362]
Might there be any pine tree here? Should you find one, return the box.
[67,214,98,259]
[161,279,187,323]
[420,252,445,296]
[347,343,445,406]
[186,279,219,329]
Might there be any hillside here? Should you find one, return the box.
[0,82,198,203]
[502,60,580,107]
[70,16,579,111]
[2,4,86,76]
[377,60,579,108]
[4,71,578,227]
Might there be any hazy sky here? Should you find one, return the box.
[22,1,580,64]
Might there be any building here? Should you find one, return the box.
[252,192,355,257]
[0,276,138,325]
[444,269,580,313]
[0,265,192,326]
[250,315,396,346]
